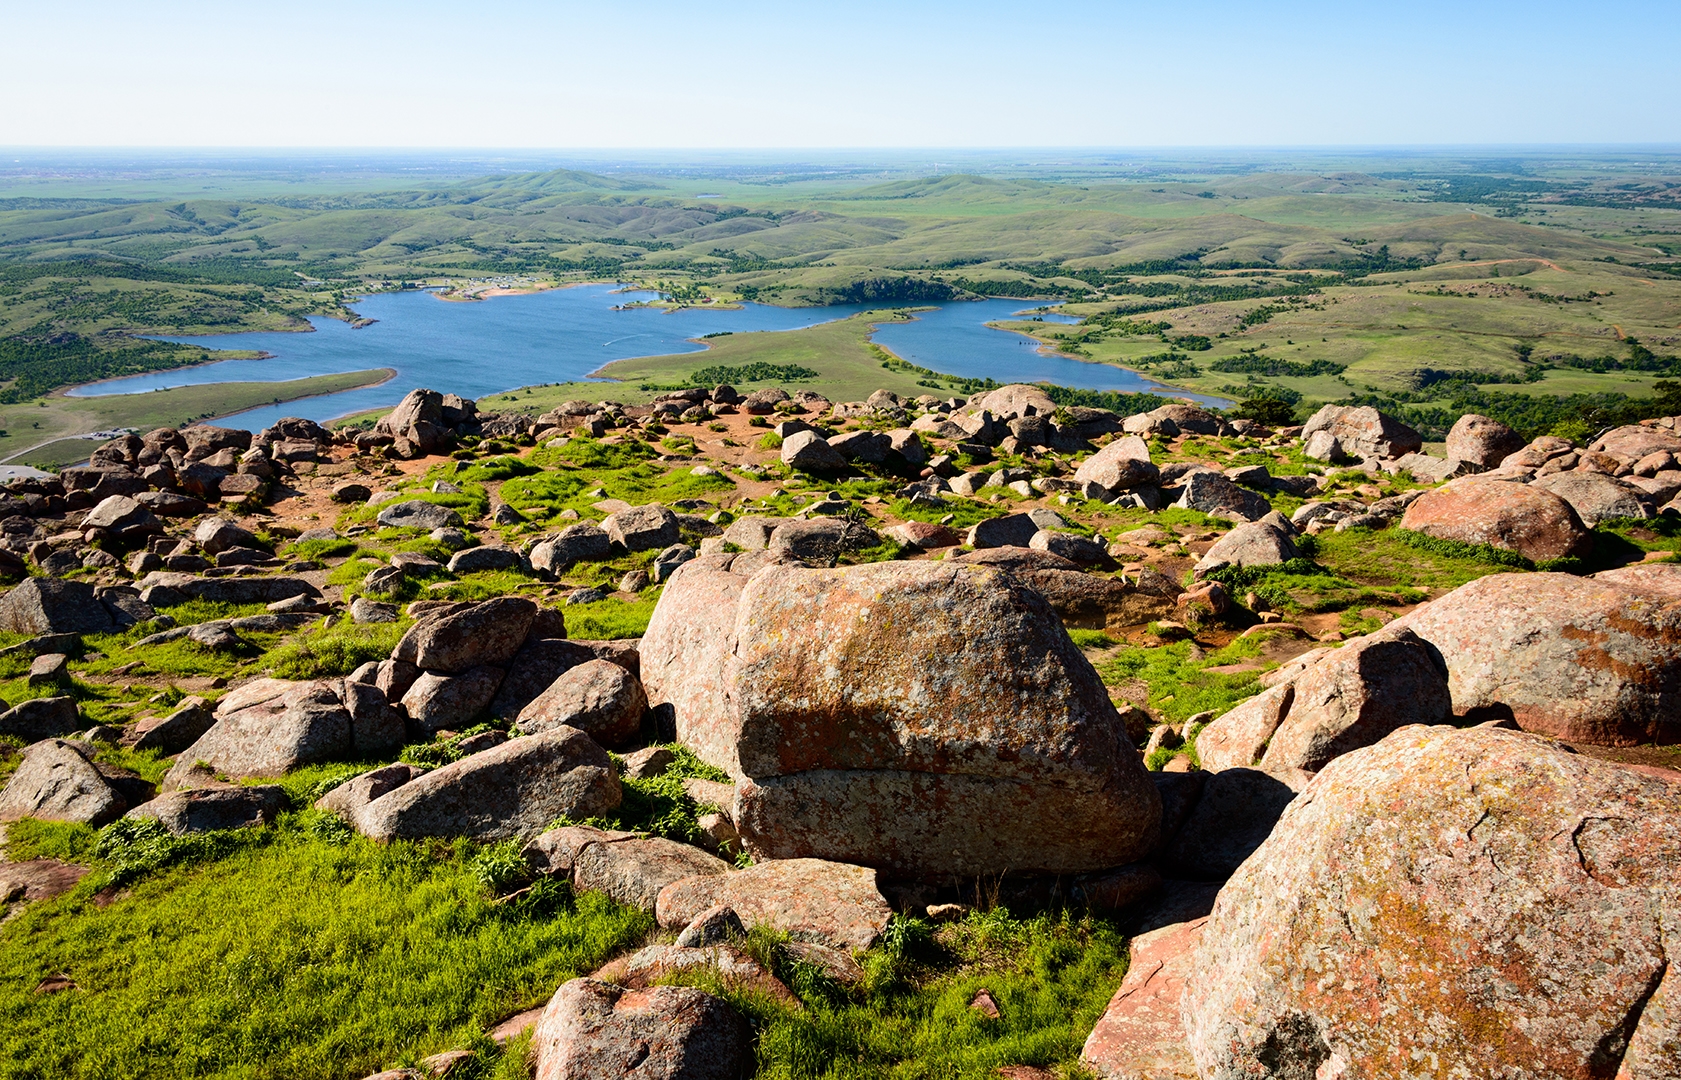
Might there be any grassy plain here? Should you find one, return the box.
[0,369,392,469]
[0,150,1679,432]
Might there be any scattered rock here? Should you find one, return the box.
[0,697,81,743]
[0,578,114,635]
[1532,469,1652,527]
[353,728,621,842]
[515,659,647,748]
[531,980,751,1080]
[376,501,465,531]
[1444,413,1524,469]
[656,858,893,951]
[601,504,680,552]
[1081,917,1204,1080]
[127,785,287,834]
[393,597,538,673]
[0,739,126,826]
[573,837,729,911]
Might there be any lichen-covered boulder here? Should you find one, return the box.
[1301,404,1423,461]
[161,680,352,789]
[1183,724,1681,1079]
[0,739,125,826]
[515,659,647,748]
[728,561,1158,878]
[656,858,892,951]
[1393,568,1681,745]
[1399,477,1592,561]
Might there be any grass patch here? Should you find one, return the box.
[563,745,733,847]
[743,907,1129,1079]
[1096,638,1268,724]
[0,828,650,1080]
[260,619,412,680]
[562,596,659,640]
[1313,527,1530,591]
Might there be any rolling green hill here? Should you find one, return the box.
[0,150,1677,428]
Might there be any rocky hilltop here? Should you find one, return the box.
[2,382,1680,1078]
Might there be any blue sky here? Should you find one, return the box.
[2,0,1677,147]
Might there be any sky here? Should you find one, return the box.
[2,0,1678,148]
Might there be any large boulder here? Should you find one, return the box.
[353,728,621,842]
[768,517,879,561]
[651,560,1160,878]
[1301,404,1423,461]
[0,739,126,826]
[0,697,82,743]
[640,555,760,773]
[600,504,679,553]
[1196,628,1452,773]
[1444,413,1524,469]
[1399,477,1592,561]
[1392,569,1681,745]
[127,786,287,834]
[779,430,847,472]
[515,659,647,748]
[401,667,505,734]
[966,509,1066,549]
[1192,519,1297,579]
[0,578,114,635]
[80,495,162,545]
[966,383,1057,419]
[1183,724,1681,1079]
[1590,421,1681,465]
[530,524,612,574]
[656,858,892,951]
[1173,471,1271,521]
[1532,469,1651,526]
[375,500,464,531]
[573,837,728,912]
[392,597,537,674]
[531,980,751,1080]
[1073,436,1159,495]
[161,680,352,789]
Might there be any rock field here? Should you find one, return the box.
[3,383,1681,1078]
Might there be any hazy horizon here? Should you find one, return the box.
[4,0,1677,148]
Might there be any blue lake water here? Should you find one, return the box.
[72,284,1224,432]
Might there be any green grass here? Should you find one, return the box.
[497,454,735,526]
[0,826,650,1080]
[561,596,659,640]
[1095,638,1269,724]
[730,907,1128,1080]
[260,619,412,680]
[1310,527,1530,592]
[0,371,392,471]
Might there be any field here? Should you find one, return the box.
[0,370,392,469]
[1,148,1680,434]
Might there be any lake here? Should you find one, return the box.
[72,284,1225,432]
